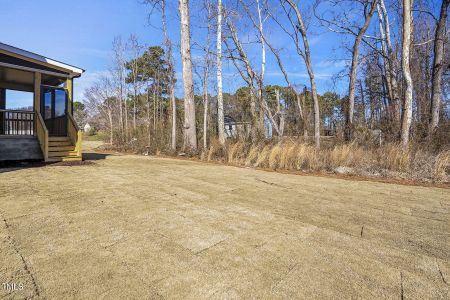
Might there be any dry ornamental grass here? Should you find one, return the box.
[200,139,450,183]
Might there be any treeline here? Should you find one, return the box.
[80,0,449,155]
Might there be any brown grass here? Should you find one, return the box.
[199,139,449,183]
[434,150,450,182]
[111,132,449,183]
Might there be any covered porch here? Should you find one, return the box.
[0,42,84,162]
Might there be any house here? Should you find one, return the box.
[224,115,250,139]
[0,43,84,162]
[84,123,92,133]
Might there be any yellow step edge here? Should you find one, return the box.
[48,143,71,146]
[48,137,71,142]
[47,156,82,162]
[48,151,79,157]
[48,146,76,152]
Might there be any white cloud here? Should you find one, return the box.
[73,70,110,101]
[316,60,348,69]
[265,71,332,80]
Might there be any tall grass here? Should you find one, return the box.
[434,150,450,182]
[112,129,449,183]
[202,139,450,183]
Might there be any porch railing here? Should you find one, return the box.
[0,109,35,135]
[67,113,82,157]
[35,112,49,161]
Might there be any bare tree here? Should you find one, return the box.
[224,19,260,141]
[377,0,401,127]
[202,0,213,149]
[128,34,142,132]
[216,0,225,146]
[160,0,177,150]
[275,88,285,137]
[429,0,450,135]
[401,0,414,148]
[144,0,177,149]
[179,0,197,150]
[84,76,115,145]
[346,0,378,140]
[241,0,295,138]
[284,0,321,148]
[315,0,378,140]
[112,37,126,140]
[225,15,283,139]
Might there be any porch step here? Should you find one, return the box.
[48,137,70,142]
[48,150,78,158]
[48,145,76,152]
[47,155,82,162]
[46,136,81,162]
[49,141,72,147]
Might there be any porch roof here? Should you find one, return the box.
[0,42,84,91]
[0,43,84,78]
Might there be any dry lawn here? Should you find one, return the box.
[0,142,449,299]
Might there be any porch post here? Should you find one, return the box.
[34,72,41,113]
[0,88,5,109]
[0,88,5,134]
[66,78,73,115]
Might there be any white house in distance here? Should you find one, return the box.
[224,115,251,139]
[84,123,91,133]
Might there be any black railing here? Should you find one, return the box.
[0,109,35,135]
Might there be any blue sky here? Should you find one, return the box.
[0,0,352,107]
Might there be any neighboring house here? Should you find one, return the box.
[84,123,92,133]
[224,115,250,139]
[0,43,84,162]
[264,116,272,139]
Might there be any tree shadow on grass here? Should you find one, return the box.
[0,160,46,173]
[0,152,109,173]
[83,152,110,161]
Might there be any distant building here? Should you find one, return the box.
[264,116,272,139]
[84,123,92,133]
[224,115,250,139]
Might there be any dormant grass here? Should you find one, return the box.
[202,139,449,183]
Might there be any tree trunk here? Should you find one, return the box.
[275,89,285,137]
[216,0,225,146]
[242,0,307,139]
[299,90,308,138]
[170,88,176,150]
[286,0,320,148]
[133,94,136,131]
[249,89,259,141]
[161,0,177,150]
[429,0,449,135]
[203,1,212,150]
[147,88,151,147]
[400,0,414,149]
[124,88,128,142]
[257,0,266,138]
[345,0,378,141]
[108,109,113,145]
[379,0,401,129]
[179,0,197,150]
[203,83,209,149]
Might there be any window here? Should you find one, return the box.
[55,89,66,117]
[5,90,33,111]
